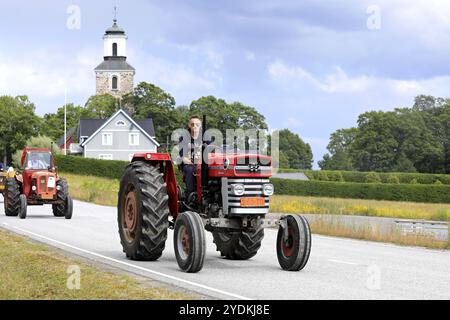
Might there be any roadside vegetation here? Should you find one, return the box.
[307,217,449,250]
[0,229,194,299]
[270,195,450,221]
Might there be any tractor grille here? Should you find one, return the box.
[39,177,48,193]
[223,178,270,215]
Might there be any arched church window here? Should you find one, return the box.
[112,76,118,90]
[112,43,118,56]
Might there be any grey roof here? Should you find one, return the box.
[78,115,155,139]
[57,127,76,147]
[105,20,125,35]
[78,119,106,138]
[94,57,135,71]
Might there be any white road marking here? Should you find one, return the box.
[8,225,253,300]
[328,259,358,265]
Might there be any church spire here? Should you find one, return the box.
[113,6,118,25]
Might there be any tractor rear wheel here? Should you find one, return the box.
[174,211,206,273]
[276,215,311,271]
[212,226,264,260]
[4,178,20,217]
[53,179,68,217]
[118,161,169,261]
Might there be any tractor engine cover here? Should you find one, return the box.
[30,172,57,200]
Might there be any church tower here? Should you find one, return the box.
[95,10,135,98]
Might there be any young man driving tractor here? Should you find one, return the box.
[179,115,204,197]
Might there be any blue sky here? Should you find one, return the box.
[1,0,450,167]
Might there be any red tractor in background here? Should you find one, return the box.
[118,118,311,273]
[3,148,73,220]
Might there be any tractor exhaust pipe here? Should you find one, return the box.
[201,115,208,189]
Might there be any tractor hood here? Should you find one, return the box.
[207,153,272,178]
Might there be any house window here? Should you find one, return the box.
[116,120,126,127]
[102,133,113,145]
[129,133,140,146]
[99,154,113,160]
[112,43,118,56]
[112,76,118,90]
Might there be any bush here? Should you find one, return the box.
[410,178,418,184]
[434,180,443,185]
[327,171,345,182]
[317,171,329,181]
[54,155,184,184]
[387,174,400,184]
[287,169,450,185]
[271,179,450,204]
[364,172,381,183]
[54,155,128,180]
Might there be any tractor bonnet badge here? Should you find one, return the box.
[249,162,260,172]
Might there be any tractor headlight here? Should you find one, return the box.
[230,184,245,196]
[56,185,61,191]
[263,184,274,196]
[31,186,37,191]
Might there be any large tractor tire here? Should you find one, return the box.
[118,161,169,261]
[53,179,68,217]
[276,215,311,271]
[212,226,264,260]
[174,211,206,273]
[4,178,20,217]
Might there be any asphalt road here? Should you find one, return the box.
[1,196,449,300]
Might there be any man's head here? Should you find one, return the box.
[188,115,202,138]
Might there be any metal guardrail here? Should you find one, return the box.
[395,219,449,240]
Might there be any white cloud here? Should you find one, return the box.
[268,60,450,98]
[268,60,369,93]
[0,49,94,100]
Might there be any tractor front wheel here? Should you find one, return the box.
[276,215,311,271]
[53,179,68,217]
[18,194,27,219]
[4,178,20,217]
[212,226,264,260]
[64,195,73,219]
[118,162,169,261]
[174,211,206,273]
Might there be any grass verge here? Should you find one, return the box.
[306,216,449,250]
[0,228,194,299]
[270,195,450,221]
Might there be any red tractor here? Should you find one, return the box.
[118,121,311,273]
[3,148,73,220]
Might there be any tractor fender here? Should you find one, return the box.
[131,153,179,218]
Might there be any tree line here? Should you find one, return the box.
[0,82,313,169]
[319,95,450,174]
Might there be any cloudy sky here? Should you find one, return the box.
[1,0,450,167]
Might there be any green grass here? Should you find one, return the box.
[270,195,450,221]
[0,228,195,299]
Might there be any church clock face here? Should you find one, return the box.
[94,14,135,98]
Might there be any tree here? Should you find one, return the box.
[0,95,40,164]
[319,128,357,170]
[277,129,313,170]
[84,94,118,119]
[122,82,177,142]
[40,103,90,142]
[189,96,268,133]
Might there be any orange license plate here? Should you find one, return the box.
[240,197,265,207]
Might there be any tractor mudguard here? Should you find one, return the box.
[131,152,179,218]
